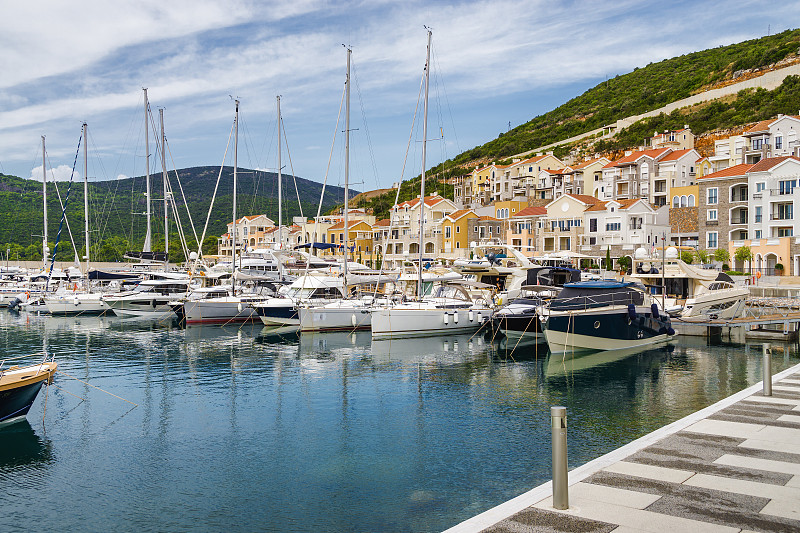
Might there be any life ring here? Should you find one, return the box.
[756,271,762,279]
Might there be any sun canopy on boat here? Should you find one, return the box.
[88,269,141,281]
[124,251,169,262]
[525,266,580,286]
[294,243,354,251]
[550,281,644,310]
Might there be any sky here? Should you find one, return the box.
[0,0,796,192]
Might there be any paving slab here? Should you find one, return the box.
[445,362,800,533]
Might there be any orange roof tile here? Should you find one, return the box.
[658,149,696,162]
[374,219,391,227]
[511,206,547,217]
[744,119,776,134]
[567,193,603,205]
[572,157,608,169]
[697,163,753,180]
[612,148,672,166]
[748,155,800,173]
[478,215,499,221]
[585,201,609,212]
[445,209,475,221]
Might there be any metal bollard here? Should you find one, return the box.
[551,406,568,510]
[763,343,772,396]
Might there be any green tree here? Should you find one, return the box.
[735,246,753,271]
[605,247,612,271]
[713,248,730,264]
[696,249,709,264]
[617,255,631,273]
[202,235,219,256]
[680,251,694,264]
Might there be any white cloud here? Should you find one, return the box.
[116,174,130,181]
[30,164,82,182]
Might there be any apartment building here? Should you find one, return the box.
[506,206,546,254]
[579,199,669,257]
[382,193,458,268]
[601,148,672,202]
[651,149,701,207]
[218,214,275,256]
[537,194,602,254]
[455,154,562,207]
[441,209,477,259]
[697,163,751,258]
[742,115,800,164]
[574,157,611,199]
[650,126,694,150]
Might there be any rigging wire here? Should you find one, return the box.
[196,118,235,259]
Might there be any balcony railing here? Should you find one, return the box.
[770,214,793,221]
[770,188,795,196]
[731,217,748,225]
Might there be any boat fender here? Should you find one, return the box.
[351,314,357,327]
[651,303,659,319]
[74,297,80,306]
[237,303,243,312]
[667,327,675,336]
[453,311,459,324]
[627,304,637,320]
[443,312,449,325]
[469,310,474,322]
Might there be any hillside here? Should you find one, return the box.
[0,167,352,262]
[356,29,800,219]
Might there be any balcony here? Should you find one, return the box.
[731,217,748,225]
[770,188,795,196]
[770,214,793,221]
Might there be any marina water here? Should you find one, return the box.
[1,311,798,532]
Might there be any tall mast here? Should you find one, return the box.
[233,99,239,292]
[160,108,168,265]
[83,123,90,273]
[143,88,152,253]
[277,95,282,250]
[344,46,351,279]
[42,136,48,267]
[418,29,432,298]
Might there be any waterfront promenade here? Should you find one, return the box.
[447,362,800,533]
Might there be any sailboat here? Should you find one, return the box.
[370,30,493,339]
[44,122,111,315]
[177,98,286,325]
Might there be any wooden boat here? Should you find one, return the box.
[0,356,57,425]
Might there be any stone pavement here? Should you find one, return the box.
[446,363,800,533]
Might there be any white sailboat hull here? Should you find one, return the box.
[370,305,492,339]
[298,303,372,332]
[181,298,259,325]
[44,293,110,315]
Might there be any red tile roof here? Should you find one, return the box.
[744,119,776,134]
[611,148,672,167]
[374,219,391,227]
[584,201,608,212]
[572,157,608,169]
[748,156,800,173]
[658,149,696,162]
[511,206,547,217]
[445,209,475,221]
[567,193,603,205]
[395,195,447,209]
[697,163,753,180]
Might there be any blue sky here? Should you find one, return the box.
[0,1,795,191]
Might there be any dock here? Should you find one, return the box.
[446,362,800,533]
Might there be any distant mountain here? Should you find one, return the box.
[0,166,355,262]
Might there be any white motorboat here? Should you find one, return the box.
[253,275,345,326]
[628,246,748,320]
[44,291,110,316]
[103,276,191,319]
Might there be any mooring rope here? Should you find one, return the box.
[57,370,138,407]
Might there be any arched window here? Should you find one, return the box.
[672,196,679,207]
[688,194,695,207]
[680,195,688,207]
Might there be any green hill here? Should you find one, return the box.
[0,167,353,262]
[359,29,800,219]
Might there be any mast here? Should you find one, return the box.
[277,95,282,250]
[418,29,432,298]
[143,88,152,253]
[83,123,90,275]
[42,136,48,267]
[233,99,239,293]
[344,46,351,279]
[160,108,168,266]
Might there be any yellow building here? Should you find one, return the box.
[441,209,478,259]
[669,185,699,207]
[492,200,528,220]
[326,219,374,264]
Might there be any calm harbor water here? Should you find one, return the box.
[1,311,798,532]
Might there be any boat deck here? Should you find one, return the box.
[447,362,800,532]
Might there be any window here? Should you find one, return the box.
[707,232,718,249]
[755,206,762,222]
[707,209,718,221]
[755,230,762,239]
[756,182,765,192]
[776,136,783,149]
[688,195,695,207]
[753,138,763,150]
[779,180,796,195]
[672,196,680,207]
[605,222,621,231]
[778,227,794,237]
[445,226,451,238]
[589,218,597,232]
[778,203,793,220]
[707,187,718,204]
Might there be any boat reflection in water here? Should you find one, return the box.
[0,420,54,470]
[371,333,490,364]
[544,342,675,378]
